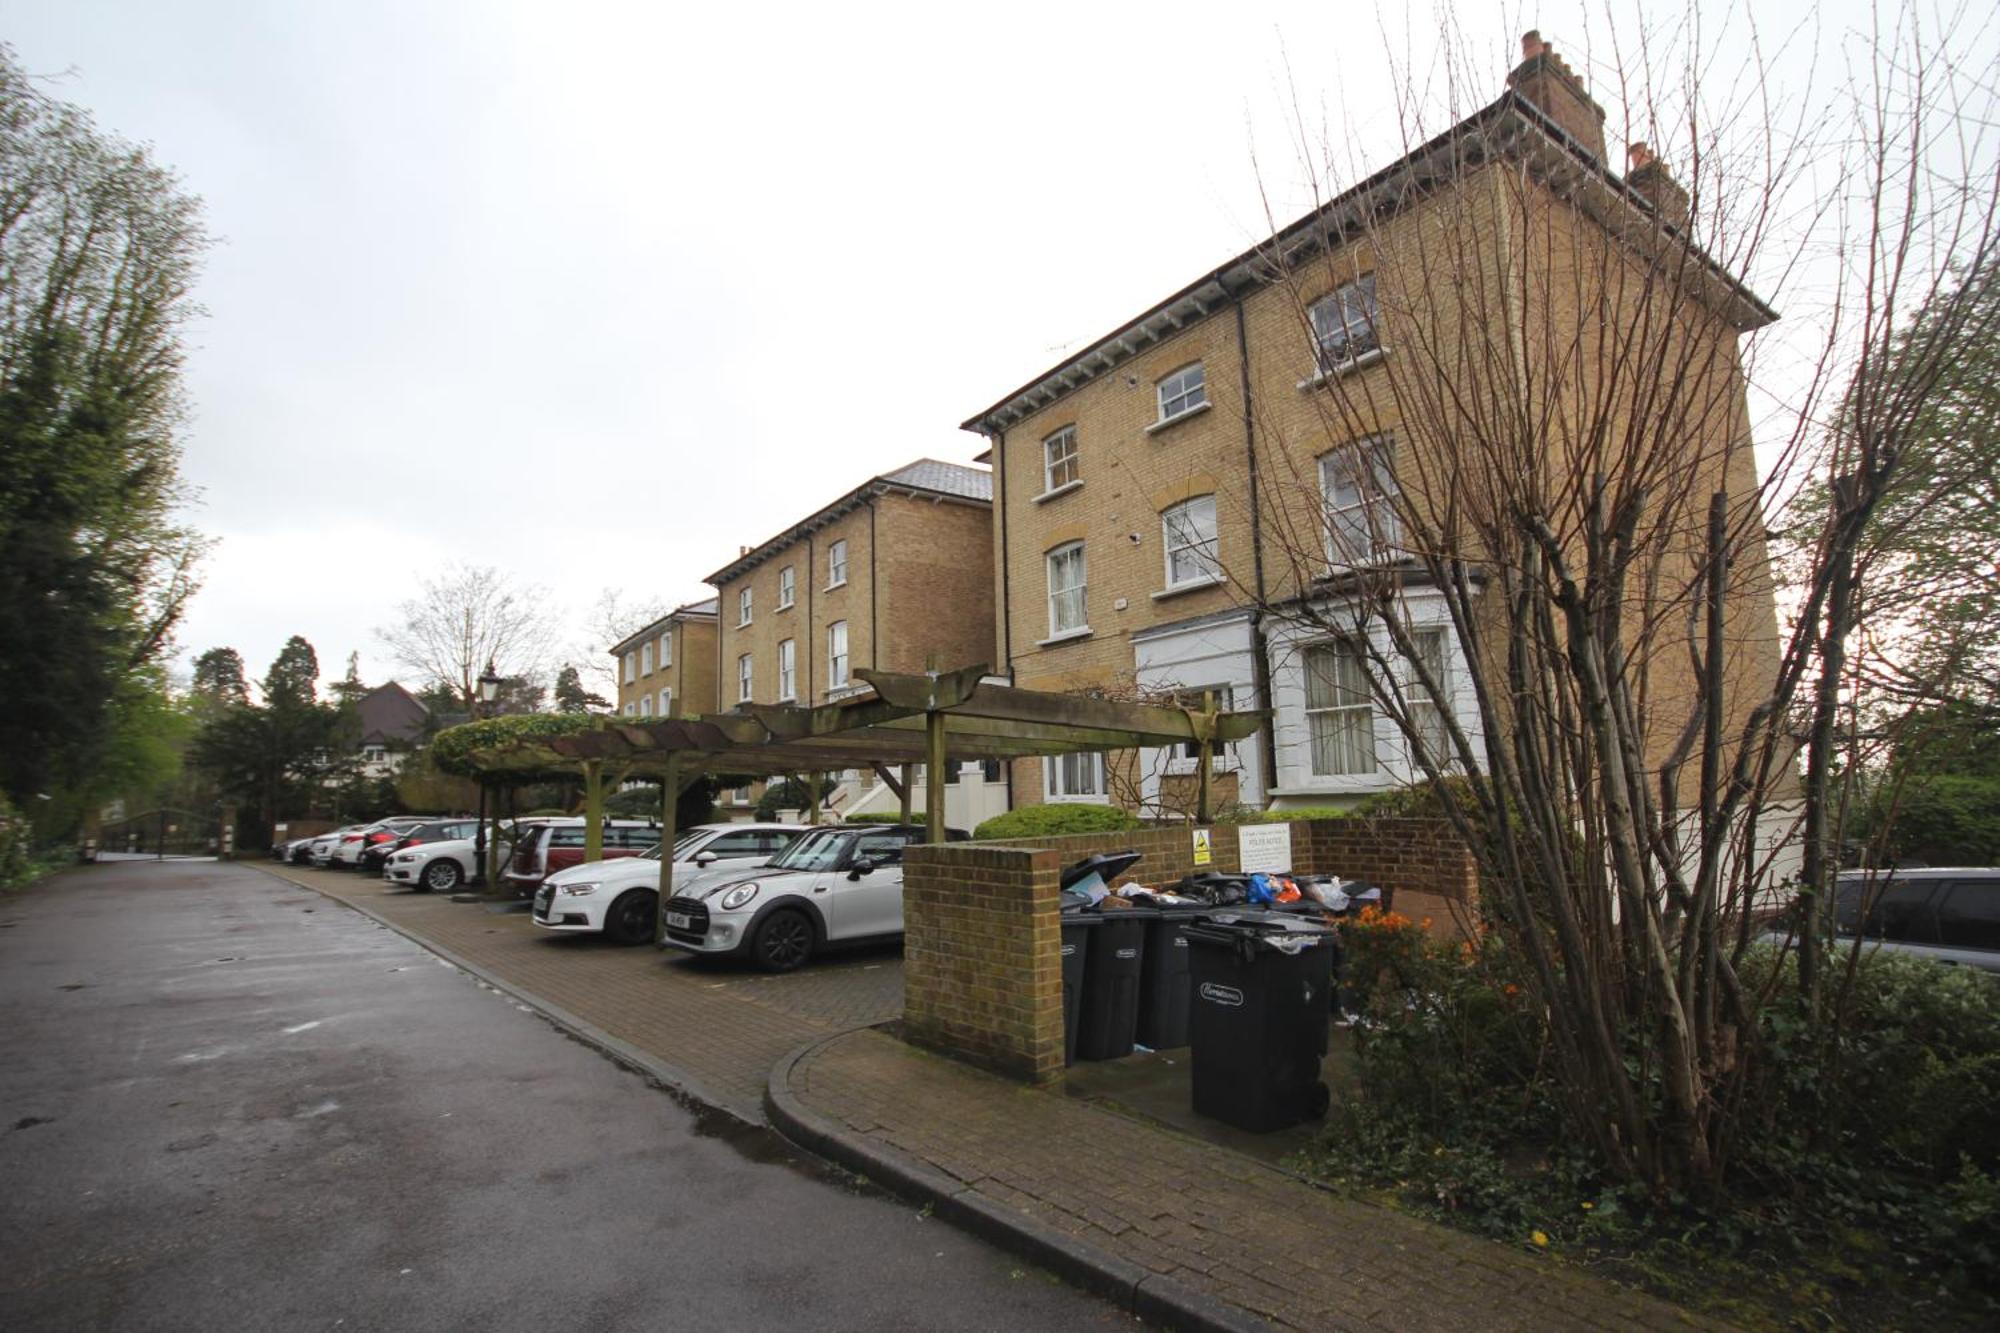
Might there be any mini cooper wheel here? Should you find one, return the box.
[752,908,814,973]
[605,889,657,945]
[420,858,462,893]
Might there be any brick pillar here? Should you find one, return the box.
[902,844,1065,1083]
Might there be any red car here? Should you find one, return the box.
[501,818,661,895]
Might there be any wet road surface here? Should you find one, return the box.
[0,860,1126,1331]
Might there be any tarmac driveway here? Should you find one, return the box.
[0,860,1116,1331]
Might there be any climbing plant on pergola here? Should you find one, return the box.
[440,664,1264,941]
[430,713,665,873]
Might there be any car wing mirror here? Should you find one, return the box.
[693,852,716,866]
[848,857,876,880]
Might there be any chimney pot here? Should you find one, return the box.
[1506,30,1607,162]
[1628,141,1654,169]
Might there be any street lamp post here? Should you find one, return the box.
[473,661,502,889]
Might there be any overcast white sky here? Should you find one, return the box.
[4,0,1979,694]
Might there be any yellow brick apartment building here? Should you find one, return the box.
[705,459,1005,825]
[613,598,719,720]
[962,35,1784,817]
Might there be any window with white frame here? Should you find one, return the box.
[1046,542,1087,636]
[641,642,653,675]
[623,701,636,717]
[778,565,795,609]
[1404,628,1450,762]
[1308,273,1380,370]
[1043,426,1079,492]
[828,620,849,687]
[828,539,848,588]
[1156,362,1207,422]
[738,586,753,626]
[658,687,672,717]
[1045,752,1106,800]
[1161,495,1220,588]
[1305,641,1378,775]
[1319,436,1401,564]
[777,638,796,700]
[623,652,636,684]
[639,694,652,717]
[658,632,671,668]
[737,653,753,702]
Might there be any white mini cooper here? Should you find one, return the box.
[530,823,808,945]
[661,823,968,971]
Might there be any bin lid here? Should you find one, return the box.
[1186,910,1338,953]
[1060,850,1143,891]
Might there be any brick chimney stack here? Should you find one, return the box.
[1506,30,1607,162]
[1626,141,1691,230]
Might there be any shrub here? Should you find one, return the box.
[0,793,32,887]
[974,803,1141,841]
[841,811,905,824]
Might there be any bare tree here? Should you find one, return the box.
[376,563,556,712]
[1236,10,1999,1191]
[576,585,671,699]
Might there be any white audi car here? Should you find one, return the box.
[661,823,967,971]
[384,836,483,893]
[531,823,808,944]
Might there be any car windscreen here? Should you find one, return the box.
[766,830,857,873]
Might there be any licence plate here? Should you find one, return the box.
[665,912,691,930]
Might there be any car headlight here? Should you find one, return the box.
[719,883,761,911]
[393,852,416,863]
[560,882,598,897]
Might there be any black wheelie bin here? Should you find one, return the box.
[1183,911,1339,1131]
[1059,851,1144,1064]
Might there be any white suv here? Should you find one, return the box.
[531,823,809,944]
[661,823,967,971]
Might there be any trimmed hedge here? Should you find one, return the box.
[973,803,1141,841]
[1222,805,1356,824]
[841,811,905,824]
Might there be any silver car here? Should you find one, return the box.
[1830,867,2000,973]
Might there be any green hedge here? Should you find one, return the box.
[1221,805,1356,824]
[973,803,1141,840]
[841,811,905,824]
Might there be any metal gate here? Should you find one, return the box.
[97,808,222,859]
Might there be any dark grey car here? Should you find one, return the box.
[1832,868,2000,973]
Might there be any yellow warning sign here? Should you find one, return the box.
[1191,827,1213,867]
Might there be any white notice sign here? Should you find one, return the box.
[1236,822,1294,874]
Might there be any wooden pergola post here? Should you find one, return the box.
[925,708,947,844]
[1196,689,1216,825]
[654,750,681,945]
[582,758,605,862]
[899,763,914,824]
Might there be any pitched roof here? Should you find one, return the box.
[610,597,723,655]
[703,457,992,586]
[879,459,993,502]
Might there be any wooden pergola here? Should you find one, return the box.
[452,663,1266,927]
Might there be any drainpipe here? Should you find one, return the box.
[992,425,1014,812]
[1234,297,1280,805]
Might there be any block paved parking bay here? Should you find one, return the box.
[262,862,901,1121]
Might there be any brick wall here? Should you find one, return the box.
[902,844,1065,1083]
[1288,816,1481,936]
[901,816,1479,1082]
